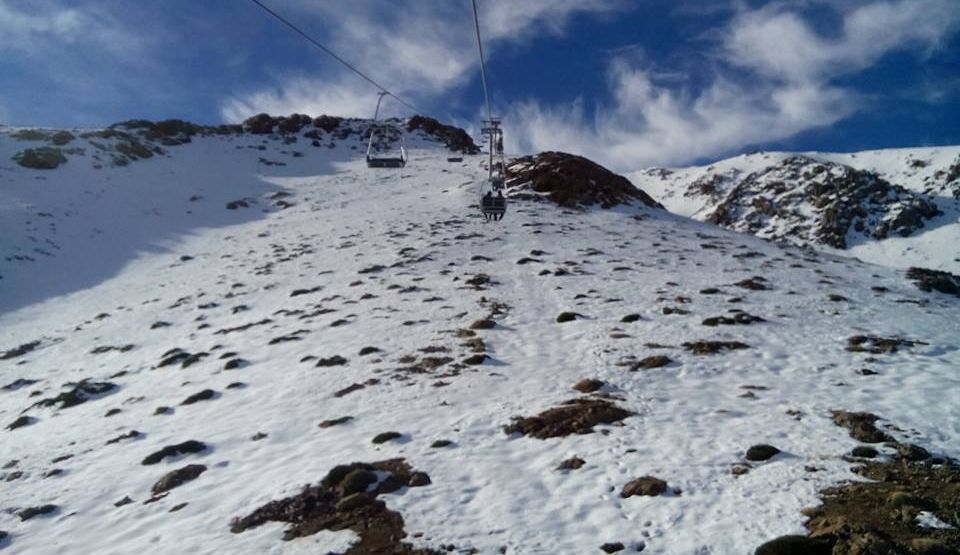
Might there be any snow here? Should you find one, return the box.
[1,128,959,554]
[916,511,957,530]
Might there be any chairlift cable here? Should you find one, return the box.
[470,0,493,123]
[471,0,507,222]
[248,0,423,115]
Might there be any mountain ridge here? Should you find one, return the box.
[630,146,960,273]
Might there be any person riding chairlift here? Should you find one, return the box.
[482,191,494,221]
[492,191,505,221]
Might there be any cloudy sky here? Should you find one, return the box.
[1,0,958,169]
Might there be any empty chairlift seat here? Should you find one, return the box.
[366,123,407,168]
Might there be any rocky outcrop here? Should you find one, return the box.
[506,152,663,210]
[13,147,67,169]
[5,113,483,171]
[703,156,941,249]
[907,267,960,297]
[406,115,479,154]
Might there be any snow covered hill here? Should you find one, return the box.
[1,121,959,554]
[629,147,960,274]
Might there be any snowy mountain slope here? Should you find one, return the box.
[629,147,960,273]
[0,116,468,315]
[2,125,959,554]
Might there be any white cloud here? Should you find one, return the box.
[506,62,856,169]
[0,0,167,125]
[724,0,960,83]
[220,0,623,121]
[220,77,377,122]
[0,0,149,60]
[508,0,960,170]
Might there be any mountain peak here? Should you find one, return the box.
[632,146,960,272]
[507,151,663,210]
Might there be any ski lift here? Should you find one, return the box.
[479,180,506,220]
[479,118,507,220]
[366,92,406,168]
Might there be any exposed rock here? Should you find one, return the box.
[462,354,488,365]
[2,378,39,391]
[556,311,582,323]
[896,443,931,462]
[506,151,663,209]
[600,542,625,553]
[13,147,67,169]
[802,456,960,554]
[832,411,893,443]
[224,358,247,370]
[408,472,431,487]
[313,115,343,132]
[10,129,51,141]
[315,355,348,367]
[754,535,833,555]
[105,430,142,445]
[181,389,216,405]
[735,277,770,290]
[557,457,586,470]
[18,504,58,521]
[505,398,632,439]
[334,383,366,398]
[1,340,40,360]
[151,464,207,494]
[621,476,668,498]
[907,267,960,298]
[338,469,378,496]
[319,416,354,428]
[406,115,479,154]
[372,432,403,444]
[6,416,36,430]
[141,440,206,465]
[699,155,941,249]
[572,379,605,393]
[702,313,765,326]
[276,113,312,134]
[846,335,924,354]
[683,341,750,355]
[745,444,781,461]
[761,413,960,555]
[630,355,673,370]
[29,379,117,410]
[469,318,497,330]
[230,458,438,553]
[243,113,277,134]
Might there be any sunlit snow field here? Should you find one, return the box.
[1,129,958,554]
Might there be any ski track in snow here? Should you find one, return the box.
[1,131,959,554]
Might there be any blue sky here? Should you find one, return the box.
[1,0,958,169]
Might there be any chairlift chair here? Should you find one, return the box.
[478,118,507,219]
[479,181,506,220]
[366,92,407,169]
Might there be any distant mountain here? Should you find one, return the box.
[630,147,960,273]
